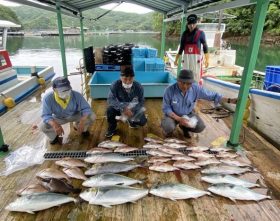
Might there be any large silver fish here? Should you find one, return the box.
[98,140,127,149]
[216,152,238,159]
[114,146,138,153]
[201,165,251,175]
[55,158,87,168]
[209,147,232,152]
[208,183,271,202]
[5,192,76,214]
[201,175,260,188]
[150,183,211,200]
[80,185,148,207]
[84,153,134,163]
[82,173,142,187]
[147,157,171,164]
[85,162,140,176]
[149,163,179,172]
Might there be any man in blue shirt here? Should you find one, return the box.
[40,77,95,144]
[162,69,236,138]
[106,67,147,138]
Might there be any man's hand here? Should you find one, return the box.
[179,117,189,127]
[123,107,133,118]
[174,54,180,66]
[204,53,209,68]
[50,121,64,136]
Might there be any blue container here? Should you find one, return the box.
[95,64,120,71]
[89,71,176,98]
[263,81,280,93]
[145,58,165,72]
[146,48,158,58]
[132,58,145,71]
[132,48,147,58]
[265,66,280,84]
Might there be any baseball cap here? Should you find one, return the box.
[177,69,194,83]
[187,14,198,24]
[52,77,72,92]
[121,67,135,77]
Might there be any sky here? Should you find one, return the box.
[0,0,153,14]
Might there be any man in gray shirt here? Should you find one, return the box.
[106,67,147,138]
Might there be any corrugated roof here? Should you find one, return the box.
[14,0,224,17]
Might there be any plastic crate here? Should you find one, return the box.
[144,58,165,72]
[95,64,120,71]
[132,48,147,58]
[132,58,145,71]
[146,48,158,58]
[265,66,280,83]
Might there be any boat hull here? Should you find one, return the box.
[203,77,280,147]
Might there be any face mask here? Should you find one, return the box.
[122,82,133,89]
[58,90,71,99]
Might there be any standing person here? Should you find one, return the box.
[161,69,237,138]
[105,67,147,138]
[40,77,96,144]
[174,14,209,83]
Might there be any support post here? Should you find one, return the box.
[56,0,68,77]
[227,0,269,148]
[177,15,186,76]
[160,14,167,59]
[80,11,85,63]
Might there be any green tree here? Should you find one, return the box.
[0,5,21,27]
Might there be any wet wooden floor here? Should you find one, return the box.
[0,95,280,221]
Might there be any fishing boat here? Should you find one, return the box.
[0,20,55,115]
[165,22,280,147]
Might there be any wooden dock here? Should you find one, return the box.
[0,93,280,221]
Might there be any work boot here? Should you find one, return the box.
[128,120,139,129]
[105,130,116,138]
[50,135,60,145]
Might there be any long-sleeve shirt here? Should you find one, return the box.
[162,83,222,116]
[107,80,144,112]
[178,27,208,55]
[41,90,92,123]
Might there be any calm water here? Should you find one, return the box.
[6,34,280,75]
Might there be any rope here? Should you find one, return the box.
[200,106,234,121]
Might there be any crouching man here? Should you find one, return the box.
[40,77,95,144]
[105,67,147,138]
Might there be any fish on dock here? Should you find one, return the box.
[84,153,134,164]
[163,143,187,149]
[194,158,221,166]
[208,183,271,202]
[164,138,186,144]
[16,183,48,196]
[79,185,148,207]
[160,147,184,155]
[5,192,76,214]
[149,162,179,172]
[201,165,251,175]
[143,143,163,149]
[36,168,71,184]
[62,167,87,180]
[55,158,87,168]
[147,157,171,164]
[82,173,143,187]
[84,162,141,176]
[186,146,209,152]
[173,161,201,170]
[188,152,214,159]
[216,152,238,159]
[220,159,251,167]
[114,146,139,153]
[146,149,172,157]
[209,147,232,152]
[171,155,195,162]
[150,183,211,200]
[40,178,80,193]
[201,174,260,188]
[144,137,163,144]
[86,148,113,154]
[98,140,127,149]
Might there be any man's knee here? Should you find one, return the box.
[161,117,176,133]
[192,119,205,133]
[39,121,51,133]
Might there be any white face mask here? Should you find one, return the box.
[122,82,133,89]
[58,90,71,99]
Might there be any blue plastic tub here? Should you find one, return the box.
[89,71,176,98]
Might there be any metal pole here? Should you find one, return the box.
[80,11,85,62]
[56,0,68,77]
[177,15,186,76]
[0,127,4,147]
[160,14,167,59]
[227,0,270,148]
